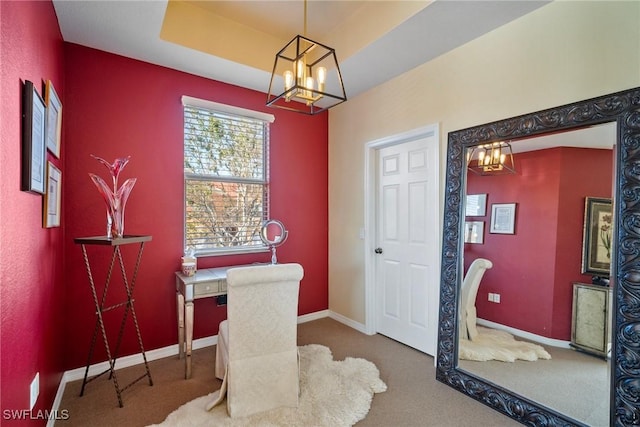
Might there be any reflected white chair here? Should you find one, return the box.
[459,258,492,341]
[207,263,304,417]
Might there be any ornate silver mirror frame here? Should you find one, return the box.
[436,87,640,426]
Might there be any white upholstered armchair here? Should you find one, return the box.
[207,263,304,417]
[459,258,492,341]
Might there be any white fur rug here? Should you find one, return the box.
[459,326,552,362]
[150,344,387,427]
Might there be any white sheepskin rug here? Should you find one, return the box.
[150,344,387,427]
[459,326,552,362]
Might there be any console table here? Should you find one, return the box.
[175,264,261,379]
[75,235,153,407]
[571,282,612,359]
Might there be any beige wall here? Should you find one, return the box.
[328,1,640,324]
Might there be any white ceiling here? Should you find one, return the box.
[52,0,549,100]
[52,0,614,149]
[511,122,616,153]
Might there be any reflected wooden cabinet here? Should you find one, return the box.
[571,282,612,358]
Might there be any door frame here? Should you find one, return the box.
[363,123,440,336]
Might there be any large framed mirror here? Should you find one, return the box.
[437,87,640,426]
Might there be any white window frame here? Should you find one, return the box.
[182,96,275,256]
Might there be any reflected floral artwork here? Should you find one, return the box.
[599,213,612,260]
[582,197,612,275]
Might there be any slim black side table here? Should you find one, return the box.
[74,235,153,407]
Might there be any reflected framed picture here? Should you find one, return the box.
[466,194,487,216]
[464,221,484,244]
[21,80,46,194]
[581,197,612,276]
[45,80,62,158]
[43,161,61,228]
[490,203,516,234]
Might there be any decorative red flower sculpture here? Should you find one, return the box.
[89,155,136,238]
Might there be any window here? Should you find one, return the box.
[182,96,274,255]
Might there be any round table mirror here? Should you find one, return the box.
[260,219,288,264]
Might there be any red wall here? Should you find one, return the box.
[62,44,329,370]
[0,1,66,423]
[465,147,612,340]
[1,3,329,419]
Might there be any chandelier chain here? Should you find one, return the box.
[303,0,307,36]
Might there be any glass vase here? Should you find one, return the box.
[90,173,136,239]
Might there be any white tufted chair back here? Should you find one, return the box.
[459,258,492,341]
[211,263,304,418]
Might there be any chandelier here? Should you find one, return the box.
[467,142,516,175]
[266,0,347,115]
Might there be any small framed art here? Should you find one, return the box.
[490,203,516,234]
[465,194,487,217]
[45,80,62,158]
[21,80,47,194]
[44,161,61,228]
[581,197,612,276]
[464,221,484,244]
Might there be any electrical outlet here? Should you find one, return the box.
[488,293,501,303]
[30,372,39,410]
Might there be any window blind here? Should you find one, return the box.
[183,98,271,255]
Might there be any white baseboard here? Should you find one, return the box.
[328,310,369,334]
[477,318,571,348]
[298,309,330,324]
[47,334,218,427]
[62,336,218,384]
[49,310,337,424]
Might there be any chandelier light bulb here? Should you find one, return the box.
[296,59,305,84]
[283,70,294,91]
[478,150,485,166]
[305,76,314,89]
[492,147,501,162]
[317,66,327,92]
[305,76,314,98]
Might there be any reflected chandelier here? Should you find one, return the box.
[266,0,347,115]
[467,142,516,175]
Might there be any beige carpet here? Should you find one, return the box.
[459,326,552,362]
[459,343,609,427]
[56,318,522,427]
[149,344,387,427]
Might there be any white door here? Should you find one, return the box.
[375,135,439,355]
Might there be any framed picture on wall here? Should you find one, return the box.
[43,161,61,228]
[45,80,62,158]
[489,203,516,234]
[581,197,612,276]
[21,80,47,194]
[465,194,487,216]
[464,221,484,244]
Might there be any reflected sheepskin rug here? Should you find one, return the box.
[459,326,552,362]
[150,344,387,427]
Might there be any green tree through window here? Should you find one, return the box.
[183,101,270,255]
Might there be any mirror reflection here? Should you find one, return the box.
[261,219,288,245]
[457,122,616,426]
[260,219,288,264]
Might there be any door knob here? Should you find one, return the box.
[374,247,383,254]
